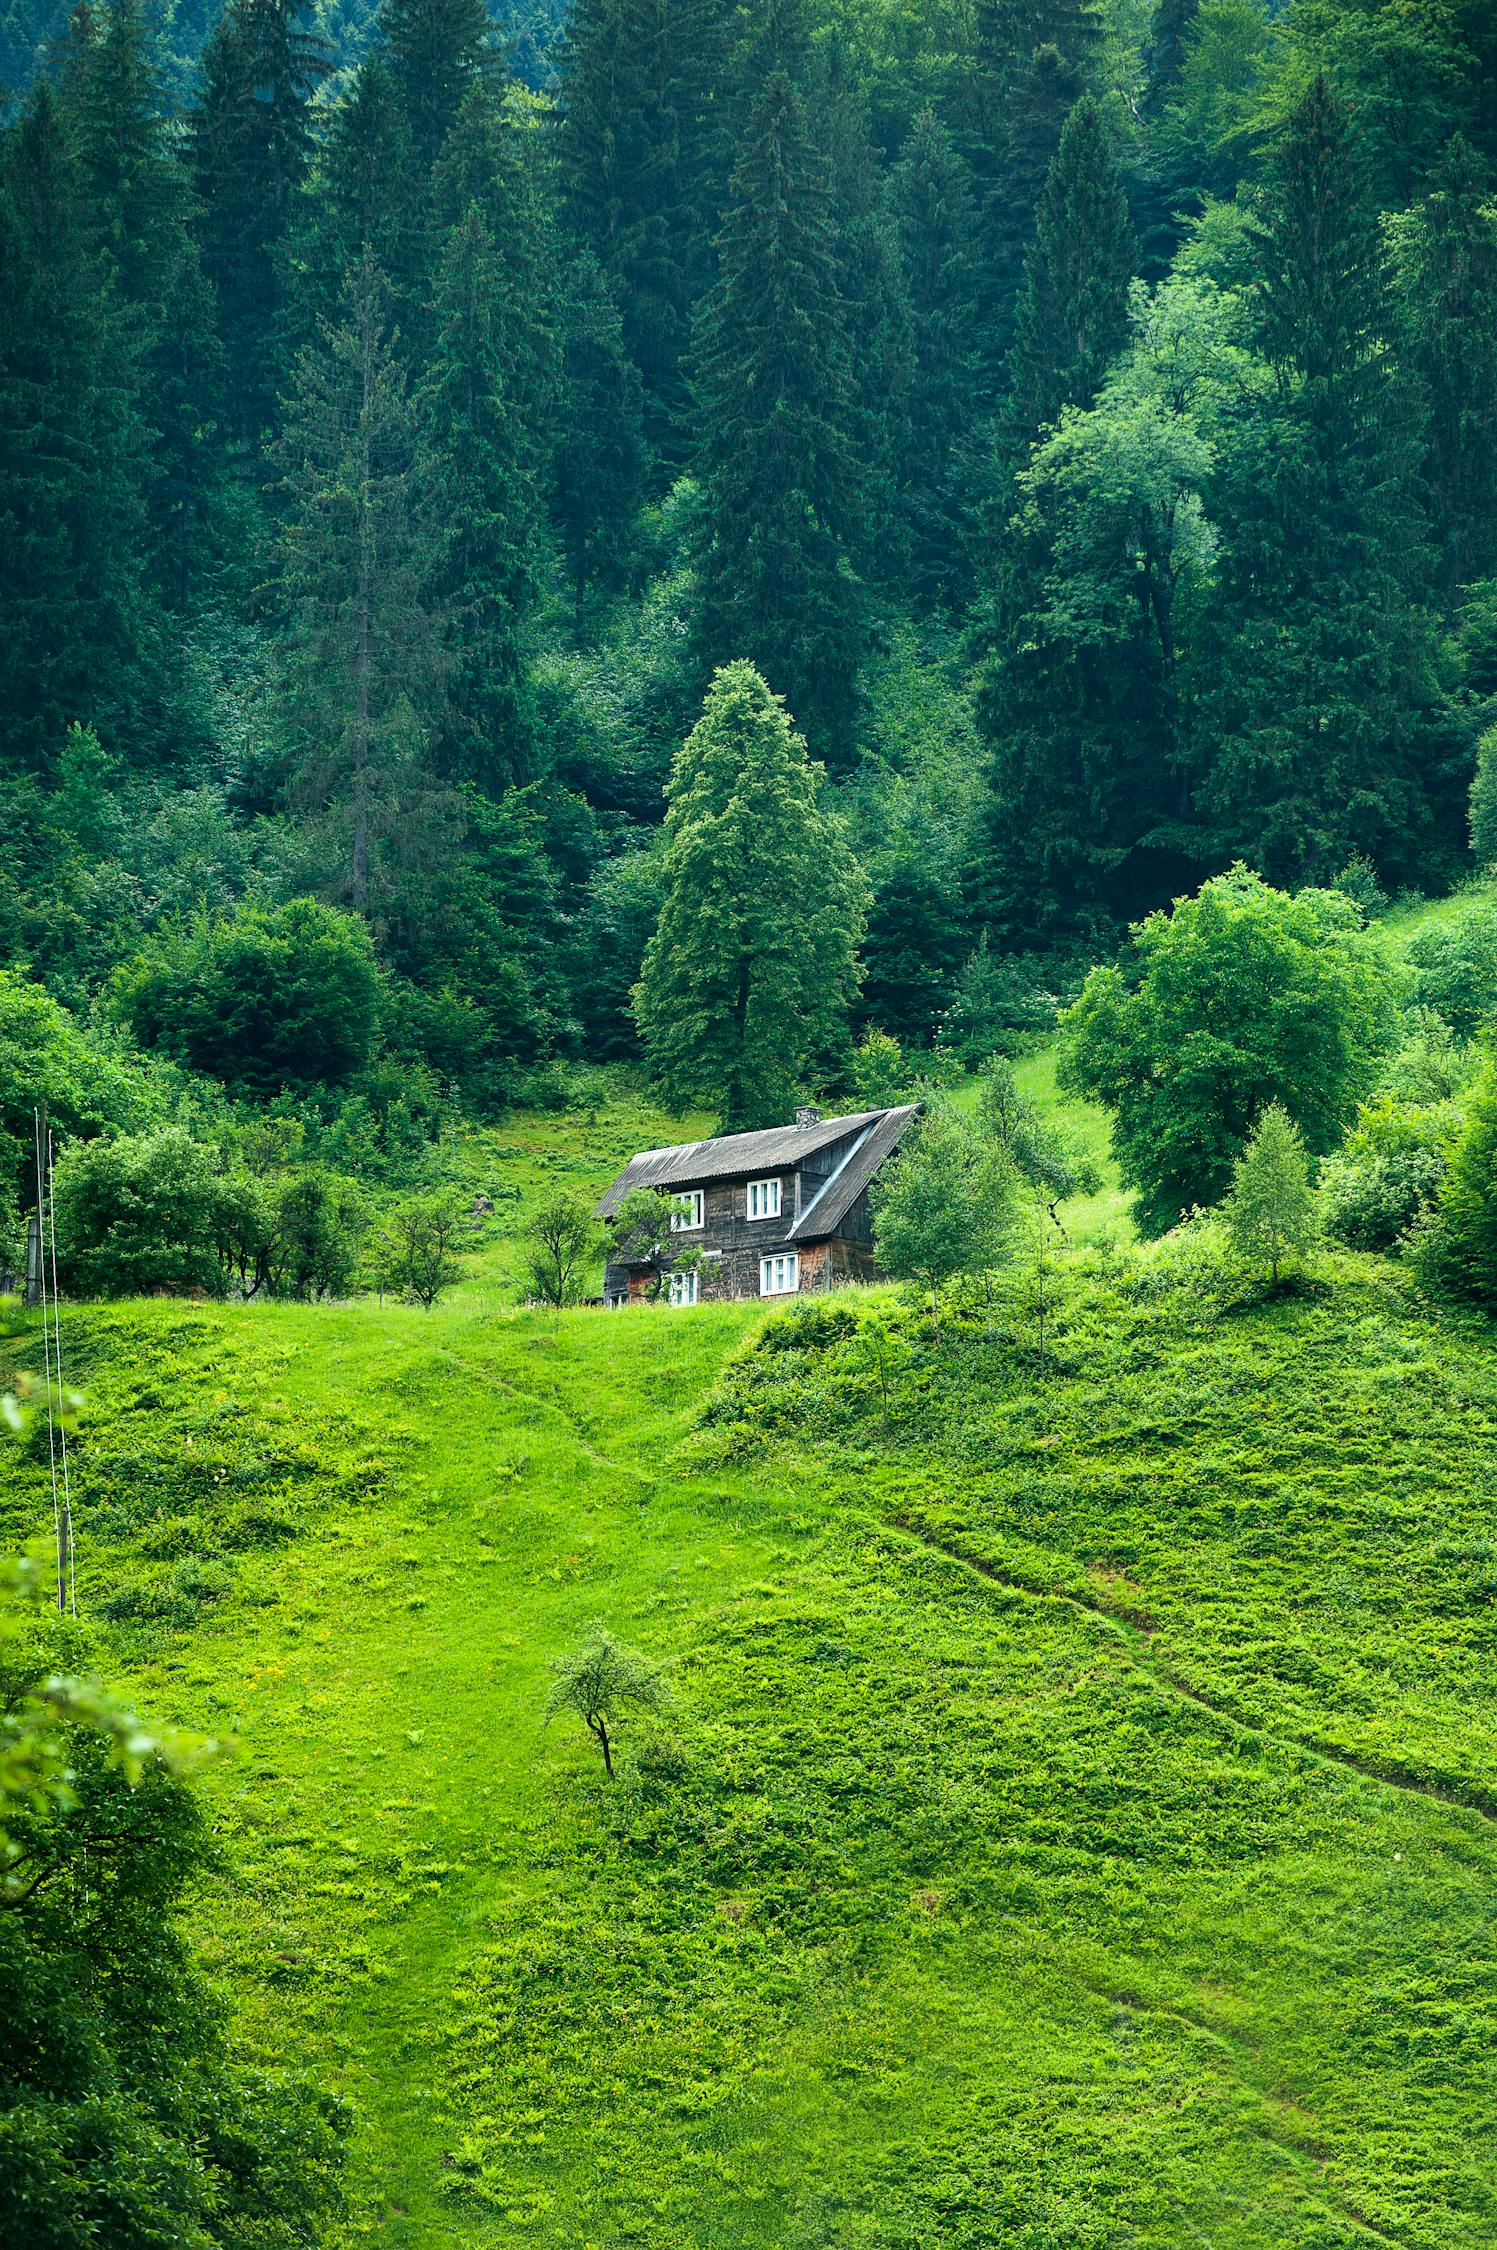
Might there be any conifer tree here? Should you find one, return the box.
[634,663,867,1129]
[1423,1064,1497,1308]
[557,0,726,465]
[58,0,223,606]
[285,61,422,369]
[0,84,151,766]
[1002,94,1135,453]
[888,108,983,601]
[1222,1102,1319,1284]
[823,58,912,581]
[694,69,864,761]
[276,249,443,914]
[193,0,326,438]
[420,202,550,788]
[378,0,491,175]
[553,249,645,631]
[1387,135,1497,602]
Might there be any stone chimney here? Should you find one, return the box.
[795,1105,822,1129]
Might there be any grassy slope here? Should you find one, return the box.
[7,1009,1497,2247]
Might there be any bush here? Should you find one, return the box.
[1320,1095,1461,1253]
[0,969,160,1212]
[1405,902,1497,1039]
[1470,726,1497,870]
[939,935,1061,1065]
[1061,867,1396,1233]
[52,1127,227,1297]
[1417,1066,1497,1307]
[117,897,381,1095]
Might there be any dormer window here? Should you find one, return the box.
[671,1189,704,1231]
[746,1177,782,1221]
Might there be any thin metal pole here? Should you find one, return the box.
[33,1108,63,1612]
[44,1125,75,1617]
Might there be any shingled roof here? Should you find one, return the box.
[594,1104,921,1227]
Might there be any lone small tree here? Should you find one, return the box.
[377,1194,465,1307]
[871,1105,1014,1337]
[1222,1103,1319,1284]
[604,1187,701,1301]
[522,1190,599,1307]
[545,1625,664,1779]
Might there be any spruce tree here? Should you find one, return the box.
[276,249,443,915]
[634,663,867,1129]
[693,68,864,762]
[553,249,646,631]
[888,108,983,602]
[378,0,491,175]
[193,0,326,438]
[1002,94,1135,453]
[557,0,726,466]
[285,61,422,370]
[0,84,151,767]
[1206,74,1444,881]
[1222,1102,1319,1284]
[1387,135,1497,602]
[420,201,550,788]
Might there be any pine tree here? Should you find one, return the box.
[58,0,224,607]
[634,662,867,1128]
[0,84,152,767]
[193,0,326,439]
[285,61,423,372]
[1002,94,1135,454]
[420,201,551,788]
[553,249,645,631]
[1205,74,1446,882]
[888,108,983,602]
[556,0,726,466]
[276,249,444,915]
[1387,135,1497,602]
[693,68,864,762]
[1222,1102,1319,1284]
[378,0,491,175]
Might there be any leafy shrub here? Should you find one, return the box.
[1061,867,1396,1233]
[117,897,381,1094]
[939,935,1061,1064]
[1406,901,1497,1038]
[1416,1065,1497,1307]
[1320,1095,1461,1252]
[53,1127,227,1297]
[1470,726,1497,869]
[0,968,160,1211]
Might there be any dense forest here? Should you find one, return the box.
[7,0,1497,1174]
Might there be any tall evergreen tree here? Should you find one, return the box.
[378,0,491,175]
[285,60,422,371]
[1387,134,1497,601]
[58,0,224,606]
[634,662,867,1128]
[553,249,646,631]
[693,67,864,761]
[1204,74,1452,881]
[888,108,983,603]
[276,249,444,915]
[556,0,726,466]
[1002,94,1135,454]
[0,84,151,767]
[193,0,325,439]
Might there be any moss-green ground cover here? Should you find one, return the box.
[6,1081,1497,2247]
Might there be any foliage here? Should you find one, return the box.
[1320,1094,1461,1255]
[1061,867,1396,1232]
[116,898,381,1097]
[520,1190,600,1307]
[603,1187,699,1302]
[52,1125,229,1298]
[1418,1063,1497,1308]
[0,970,161,1213]
[1220,1100,1318,1283]
[1472,727,1497,871]
[849,1028,916,1108]
[979,1059,1100,1208]
[634,665,867,1130]
[1406,899,1497,1039]
[870,1102,1013,1332]
[371,1193,466,1307]
[544,1623,664,1778]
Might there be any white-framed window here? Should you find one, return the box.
[760,1252,799,1297]
[671,1189,705,1231]
[667,1269,699,1307]
[746,1176,782,1221]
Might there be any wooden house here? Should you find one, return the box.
[595,1103,921,1305]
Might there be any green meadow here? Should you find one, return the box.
[8,1075,1497,2246]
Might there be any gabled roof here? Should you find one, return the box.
[788,1104,920,1241]
[593,1104,921,1226]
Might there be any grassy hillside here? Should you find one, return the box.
[8,1210,1497,2246]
